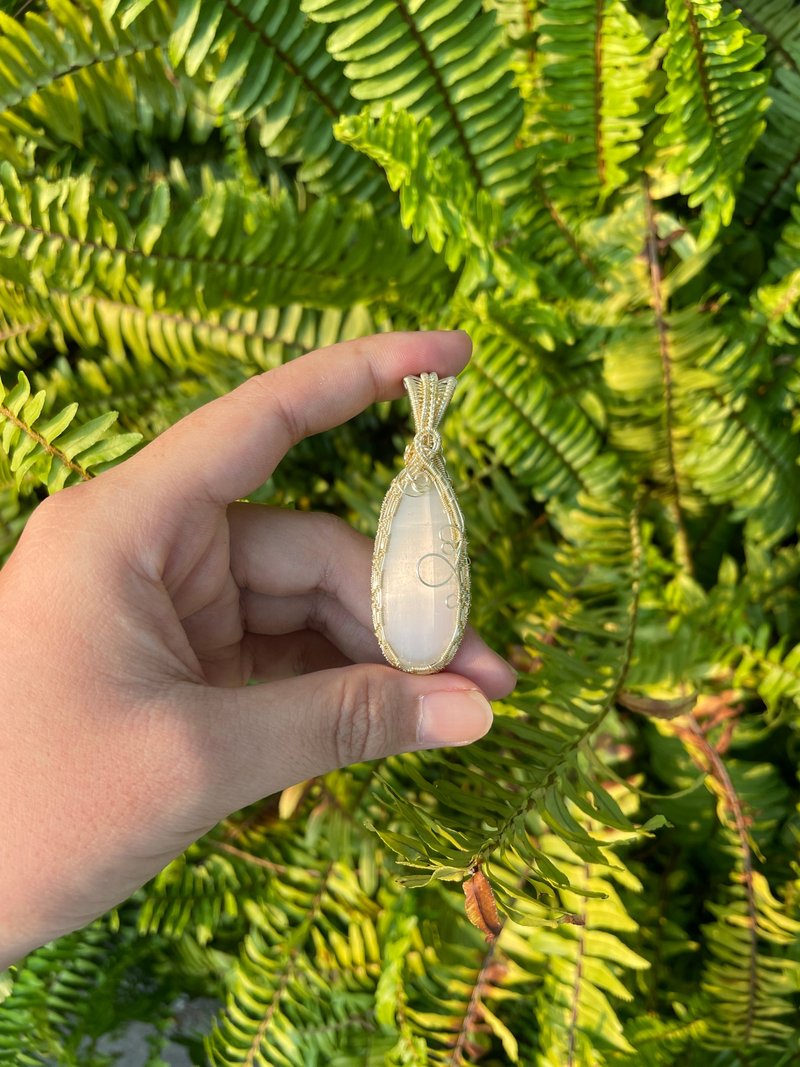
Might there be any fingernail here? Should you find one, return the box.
[417,690,493,748]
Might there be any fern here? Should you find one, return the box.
[0,369,140,491]
[655,0,770,241]
[371,493,645,892]
[459,325,620,502]
[524,838,650,1062]
[735,0,800,68]
[0,910,181,1067]
[0,283,46,368]
[673,722,800,1049]
[0,280,377,421]
[0,163,451,313]
[0,0,188,167]
[534,0,652,203]
[2,0,800,1063]
[110,0,387,198]
[753,187,800,340]
[304,0,528,198]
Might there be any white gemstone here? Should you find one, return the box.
[379,475,463,670]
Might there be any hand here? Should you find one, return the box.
[0,330,515,966]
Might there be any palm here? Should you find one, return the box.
[139,499,370,692]
[126,501,249,688]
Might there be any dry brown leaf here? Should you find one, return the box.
[463,868,503,942]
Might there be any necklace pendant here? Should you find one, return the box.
[371,372,470,674]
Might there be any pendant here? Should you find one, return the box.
[371,371,470,673]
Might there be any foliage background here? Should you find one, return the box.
[1,0,800,1063]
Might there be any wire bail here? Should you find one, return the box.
[402,372,455,473]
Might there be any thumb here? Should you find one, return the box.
[176,665,494,821]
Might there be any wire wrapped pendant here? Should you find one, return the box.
[371,372,470,673]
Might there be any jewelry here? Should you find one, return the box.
[371,372,470,673]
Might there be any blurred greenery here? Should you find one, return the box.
[1,0,799,1063]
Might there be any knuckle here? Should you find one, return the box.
[332,668,390,765]
[25,481,103,546]
[305,593,329,635]
[30,482,93,526]
[245,371,306,446]
[311,512,351,593]
[28,488,66,523]
[313,510,348,539]
[15,490,73,554]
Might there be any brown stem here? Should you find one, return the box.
[643,178,693,575]
[593,0,606,187]
[393,0,484,188]
[677,719,759,1043]
[448,933,505,1066]
[242,861,336,1067]
[0,403,89,481]
[683,0,716,133]
[0,319,46,344]
[534,177,600,278]
[221,0,340,116]
[212,840,321,878]
[566,866,590,1067]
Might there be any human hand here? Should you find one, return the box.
[0,330,515,966]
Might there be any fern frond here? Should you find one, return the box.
[655,0,770,241]
[485,0,536,47]
[608,1013,709,1065]
[517,835,649,1061]
[600,190,720,564]
[0,280,376,402]
[739,637,800,720]
[0,0,187,166]
[508,178,608,302]
[336,106,504,281]
[599,188,800,550]
[459,324,620,503]
[0,283,47,370]
[0,163,451,313]
[0,911,177,1067]
[376,884,520,1065]
[534,0,652,202]
[304,0,528,197]
[0,460,33,564]
[203,834,383,1065]
[137,845,256,947]
[114,0,386,197]
[734,0,800,73]
[740,68,800,223]
[731,0,800,221]
[752,190,800,340]
[671,718,800,1050]
[372,494,645,897]
[681,380,800,547]
[0,369,141,492]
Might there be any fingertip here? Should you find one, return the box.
[439,327,472,346]
[448,632,518,701]
[417,688,493,748]
[492,657,518,699]
[434,327,473,364]
[377,329,472,391]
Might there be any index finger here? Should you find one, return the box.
[124,330,472,506]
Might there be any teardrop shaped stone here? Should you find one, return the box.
[378,475,464,671]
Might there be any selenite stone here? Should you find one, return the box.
[379,477,462,669]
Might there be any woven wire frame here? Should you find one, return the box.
[370,374,471,674]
